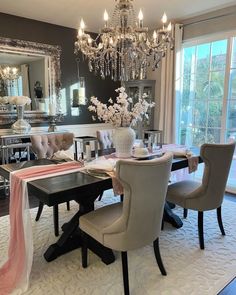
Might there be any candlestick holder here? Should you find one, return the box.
[48,115,57,132]
[48,113,64,132]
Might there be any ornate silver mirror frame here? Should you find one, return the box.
[0,36,62,125]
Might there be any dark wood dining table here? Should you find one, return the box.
[0,148,201,265]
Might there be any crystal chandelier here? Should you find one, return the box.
[0,66,19,83]
[75,0,174,82]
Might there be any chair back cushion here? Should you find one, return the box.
[96,129,114,149]
[103,152,173,251]
[30,132,74,159]
[197,142,235,210]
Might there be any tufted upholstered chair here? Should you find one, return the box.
[167,142,235,249]
[30,132,74,236]
[30,133,74,159]
[80,153,173,295]
[96,129,114,150]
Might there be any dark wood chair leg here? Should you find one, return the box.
[161,219,164,230]
[98,191,104,201]
[167,201,175,209]
[121,251,130,295]
[53,204,59,237]
[66,201,70,211]
[183,208,188,219]
[198,211,204,249]
[35,201,44,221]
[217,206,225,235]
[153,238,167,275]
[81,232,88,268]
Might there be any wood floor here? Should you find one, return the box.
[0,190,235,294]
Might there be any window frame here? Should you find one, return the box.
[176,30,236,144]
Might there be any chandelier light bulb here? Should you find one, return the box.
[161,13,167,24]
[78,28,83,37]
[167,22,172,32]
[104,9,109,27]
[153,30,157,40]
[104,10,109,21]
[138,9,143,20]
[138,9,143,28]
[80,19,85,30]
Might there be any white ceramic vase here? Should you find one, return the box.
[114,127,136,158]
[11,105,31,134]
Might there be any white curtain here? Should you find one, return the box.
[20,64,31,110]
[158,24,183,144]
[20,64,30,97]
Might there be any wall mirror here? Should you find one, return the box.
[0,36,61,126]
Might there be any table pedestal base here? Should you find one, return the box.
[44,197,182,263]
[163,203,183,228]
[44,199,115,265]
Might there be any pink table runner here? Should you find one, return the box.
[0,161,83,295]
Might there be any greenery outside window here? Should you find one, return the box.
[176,32,236,192]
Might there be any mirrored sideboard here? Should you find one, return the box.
[0,110,49,125]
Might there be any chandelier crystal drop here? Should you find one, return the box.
[74,0,174,82]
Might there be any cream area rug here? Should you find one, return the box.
[1,191,236,295]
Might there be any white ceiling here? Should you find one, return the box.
[0,0,235,32]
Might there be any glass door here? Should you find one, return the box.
[177,39,228,146]
[176,34,236,192]
[226,37,236,193]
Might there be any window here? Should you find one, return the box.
[177,34,236,145]
[176,33,236,192]
[7,76,23,96]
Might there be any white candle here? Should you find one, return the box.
[49,102,56,116]
[38,102,45,112]
[79,87,86,105]
[85,144,91,161]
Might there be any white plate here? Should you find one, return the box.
[86,168,109,179]
[132,151,163,159]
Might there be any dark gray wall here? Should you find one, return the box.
[0,12,119,124]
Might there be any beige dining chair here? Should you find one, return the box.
[166,142,235,249]
[30,132,74,236]
[79,152,173,295]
